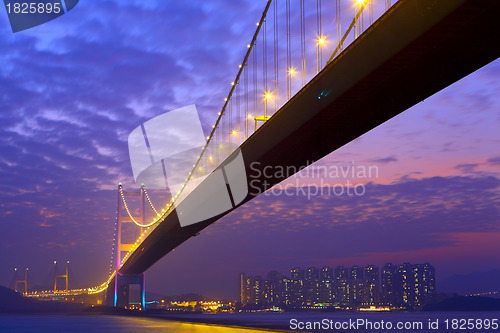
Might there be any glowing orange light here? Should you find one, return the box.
[317,36,327,45]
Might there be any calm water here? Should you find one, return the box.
[160,311,500,332]
[1,312,499,332]
[0,315,268,333]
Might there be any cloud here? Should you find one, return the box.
[487,156,500,165]
[455,163,479,174]
[371,156,398,164]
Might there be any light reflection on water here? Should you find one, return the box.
[0,315,273,333]
[2,312,500,332]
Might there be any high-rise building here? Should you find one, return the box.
[319,266,334,305]
[305,267,319,305]
[264,270,286,305]
[381,263,397,306]
[253,275,264,305]
[412,263,436,308]
[364,265,380,306]
[239,273,246,304]
[421,263,436,304]
[240,274,265,306]
[244,275,254,304]
[290,267,304,306]
[349,265,365,307]
[396,263,413,308]
[334,266,349,306]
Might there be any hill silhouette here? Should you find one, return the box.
[424,296,500,312]
[0,286,84,313]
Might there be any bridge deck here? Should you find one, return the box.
[119,0,500,275]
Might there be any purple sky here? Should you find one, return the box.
[0,1,499,300]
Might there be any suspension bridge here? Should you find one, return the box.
[19,0,500,308]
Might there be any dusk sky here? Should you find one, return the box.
[0,0,499,300]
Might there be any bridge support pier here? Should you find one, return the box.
[114,272,145,310]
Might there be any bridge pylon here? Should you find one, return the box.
[54,261,69,294]
[108,184,146,310]
[14,268,28,295]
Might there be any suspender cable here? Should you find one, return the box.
[319,0,322,70]
[336,0,341,53]
[244,64,248,140]
[229,96,233,152]
[263,18,268,117]
[300,0,306,86]
[361,0,364,33]
[253,38,257,125]
[236,73,241,147]
[355,1,358,38]
[286,0,291,101]
[370,0,373,26]
[273,0,279,114]
[316,0,323,73]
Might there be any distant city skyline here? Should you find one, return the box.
[240,262,436,310]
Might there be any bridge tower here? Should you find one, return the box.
[54,261,69,294]
[14,268,28,295]
[112,184,146,310]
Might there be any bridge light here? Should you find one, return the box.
[232,130,237,135]
[264,92,273,100]
[317,36,327,45]
[248,114,252,119]
[288,67,296,75]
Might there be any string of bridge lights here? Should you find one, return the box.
[118,184,167,228]
[116,0,374,278]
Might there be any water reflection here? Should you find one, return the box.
[0,315,273,333]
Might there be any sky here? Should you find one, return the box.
[0,0,499,300]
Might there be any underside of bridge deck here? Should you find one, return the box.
[119,0,500,275]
